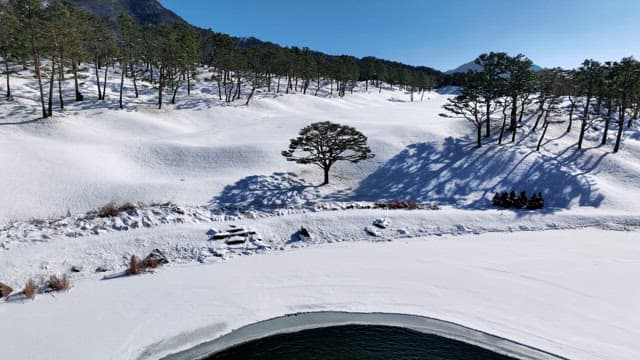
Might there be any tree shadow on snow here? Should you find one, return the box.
[348,136,605,213]
[210,172,321,210]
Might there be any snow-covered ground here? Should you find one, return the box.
[2,230,639,360]
[1,65,639,359]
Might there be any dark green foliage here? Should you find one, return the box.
[282,122,374,185]
[492,191,543,210]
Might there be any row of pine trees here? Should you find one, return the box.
[0,0,439,117]
[443,52,640,153]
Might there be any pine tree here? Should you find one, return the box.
[442,72,487,148]
[282,121,375,185]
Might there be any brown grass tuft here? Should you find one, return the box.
[118,202,137,212]
[23,279,37,300]
[129,255,140,275]
[98,201,120,218]
[48,274,71,292]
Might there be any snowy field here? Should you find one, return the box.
[1,66,639,359]
[2,230,639,359]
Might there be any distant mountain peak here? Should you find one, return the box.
[446,60,543,74]
[58,0,187,26]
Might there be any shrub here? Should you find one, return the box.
[118,202,137,212]
[128,255,140,275]
[48,274,70,292]
[23,279,37,300]
[0,282,13,298]
[98,201,120,218]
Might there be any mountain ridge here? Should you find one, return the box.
[446,59,544,74]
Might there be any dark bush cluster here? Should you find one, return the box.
[98,201,138,218]
[492,191,544,210]
[374,201,419,209]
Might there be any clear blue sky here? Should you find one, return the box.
[158,0,639,72]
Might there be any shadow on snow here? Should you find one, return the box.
[349,136,605,212]
[210,172,321,210]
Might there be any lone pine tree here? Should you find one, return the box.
[282,121,374,185]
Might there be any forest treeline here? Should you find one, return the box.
[0,0,441,117]
[442,52,640,153]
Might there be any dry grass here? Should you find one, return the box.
[48,274,71,292]
[119,202,137,212]
[23,279,37,300]
[98,201,120,218]
[374,200,419,209]
[128,255,140,275]
[141,257,160,269]
[0,282,13,298]
[98,201,139,218]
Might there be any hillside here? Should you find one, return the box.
[446,59,543,74]
[61,0,187,25]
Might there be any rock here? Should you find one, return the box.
[211,225,257,240]
[373,218,390,229]
[71,265,83,273]
[0,282,13,298]
[299,227,311,238]
[141,249,169,268]
[95,266,110,273]
[364,226,382,237]
[212,231,231,240]
[225,236,246,245]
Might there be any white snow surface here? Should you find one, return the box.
[1,230,640,360]
[1,65,640,359]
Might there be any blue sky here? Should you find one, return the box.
[159,0,639,72]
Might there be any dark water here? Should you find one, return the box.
[206,325,516,360]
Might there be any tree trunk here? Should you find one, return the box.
[485,99,491,137]
[73,60,82,101]
[119,61,126,109]
[567,101,575,133]
[532,102,545,131]
[158,67,164,109]
[171,76,181,104]
[245,86,256,105]
[601,107,612,146]
[4,60,11,99]
[613,100,626,153]
[536,118,549,152]
[276,76,281,93]
[509,95,518,132]
[267,72,271,92]
[578,95,591,149]
[33,50,47,118]
[102,62,109,100]
[498,103,509,145]
[476,124,482,148]
[323,167,330,185]
[216,71,222,100]
[47,57,55,117]
[187,70,191,96]
[131,65,138,98]
[95,55,102,100]
[518,96,528,122]
[57,55,64,109]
